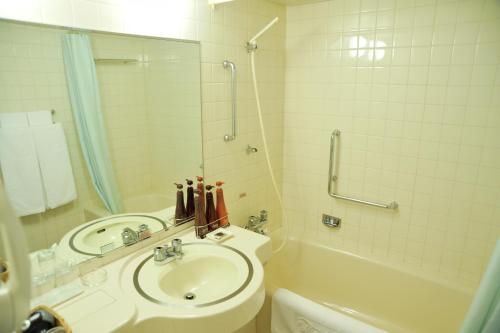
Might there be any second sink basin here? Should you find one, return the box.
[133,243,252,307]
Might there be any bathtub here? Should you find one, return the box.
[84,194,175,221]
[122,193,175,213]
[257,239,473,333]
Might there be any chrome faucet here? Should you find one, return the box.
[245,210,268,234]
[121,227,139,246]
[154,238,183,265]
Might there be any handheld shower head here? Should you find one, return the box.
[246,17,279,52]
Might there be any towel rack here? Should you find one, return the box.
[223,60,236,141]
[328,129,398,210]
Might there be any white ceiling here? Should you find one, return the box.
[268,0,328,6]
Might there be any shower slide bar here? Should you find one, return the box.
[223,60,236,141]
[328,129,398,210]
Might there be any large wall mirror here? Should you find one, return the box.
[0,20,203,267]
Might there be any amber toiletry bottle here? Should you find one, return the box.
[215,181,229,227]
[185,179,195,218]
[205,185,218,231]
[196,176,205,211]
[174,183,187,224]
[194,190,208,238]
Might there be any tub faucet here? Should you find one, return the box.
[245,210,268,234]
[154,239,183,265]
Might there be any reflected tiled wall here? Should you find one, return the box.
[284,0,500,289]
[0,0,286,247]
[0,22,99,251]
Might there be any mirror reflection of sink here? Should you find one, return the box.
[132,243,252,307]
[57,212,171,263]
[70,215,167,256]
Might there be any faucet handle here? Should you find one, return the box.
[154,246,167,265]
[248,216,260,227]
[172,238,183,257]
[259,210,268,221]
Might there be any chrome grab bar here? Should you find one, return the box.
[328,129,398,210]
[223,60,236,141]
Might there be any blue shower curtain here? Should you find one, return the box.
[61,34,123,214]
[460,238,500,333]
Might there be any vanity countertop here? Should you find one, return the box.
[52,226,272,333]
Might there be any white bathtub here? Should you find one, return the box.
[84,193,175,221]
[257,239,473,333]
[122,193,175,213]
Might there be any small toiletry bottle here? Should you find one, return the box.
[185,179,195,218]
[174,183,187,224]
[205,185,218,231]
[216,181,230,227]
[196,176,205,211]
[194,190,208,238]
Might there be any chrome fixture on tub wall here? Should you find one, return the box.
[245,210,268,234]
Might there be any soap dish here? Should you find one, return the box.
[206,228,233,243]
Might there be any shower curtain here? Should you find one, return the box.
[61,34,123,214]
[460,238,500,333]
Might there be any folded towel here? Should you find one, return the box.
[32,123,77,209]
[27,111,52,126]
[0,127,46,216]
[272,288,387,333]
[0,112,28,128]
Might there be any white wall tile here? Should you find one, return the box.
[285,0,500,290]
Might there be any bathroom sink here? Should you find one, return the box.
[119,228,269,332]
[133,243,252,307]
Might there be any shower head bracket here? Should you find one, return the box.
[246,41,258,53]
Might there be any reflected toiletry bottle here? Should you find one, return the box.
[216,181,229,228]
[185,179,195,218]
[174,183,187,224]
[194,190,208,238]
[205,185,218,231]
[196,176,205,211]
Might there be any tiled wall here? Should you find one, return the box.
[144,40,203,196]
[92,33,153,200]
[0,21,101,251]
[0,22,203,251]
[0,0,286,247]
[284,0,500,289]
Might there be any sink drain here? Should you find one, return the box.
[184,292,196,300]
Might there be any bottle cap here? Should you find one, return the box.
[216,181,224,187]
[197,176,203,182]
[174,183,183,189]
[205,185,214,191]
[186,179,193,186]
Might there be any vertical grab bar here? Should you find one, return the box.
[223,60,236,141]
[328,129,398,210]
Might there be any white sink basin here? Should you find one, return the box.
[119,230,268,332]
[133,243,251,307]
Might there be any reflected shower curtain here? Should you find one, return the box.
[61,34,123,214]
[460,238,500,333]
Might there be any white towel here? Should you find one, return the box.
[271,288,387,333]
[32,123,77,209]
[27,111,52,126]
[0,127,46,216]
[0,112,28,127]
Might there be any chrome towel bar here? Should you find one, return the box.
[223,60,236,141]
[328,129,398,210]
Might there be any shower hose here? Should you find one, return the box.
[250,52,289,254]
